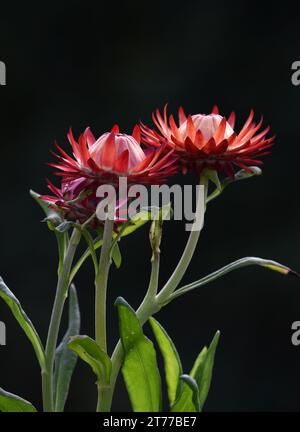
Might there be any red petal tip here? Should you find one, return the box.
[111,124,120,134]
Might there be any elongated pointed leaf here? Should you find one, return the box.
[70,236,103,283]
[30,189,58,218]
[191,331,220,408]
[172,333,219,412]
[181,375,200,411]
[54,285,80,412]
[30,189,63,228]
[80,228,98,275]
[149,317,182,406]
[68,336,111,385]
[149,317,200,412]
[116,297,162,412]
[30,190,68,274]
[116,205,172,239]
[0,388,37,412]
[116,212,150,237]
[171,376,200,412]
[190,346,208,377]
[206,166,262,203]
[111,242,122,268]
[0,277,45,370]
[171,257,298,301]
[171,333,219,412]
[55,221,74,233]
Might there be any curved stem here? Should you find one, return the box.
[156,176,208,305]
[42,227,81,412]
[144,253,160,303]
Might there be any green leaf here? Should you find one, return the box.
[30,189,62,227]
[111,242,122,268]
[54,284,81,412]
[56,231,69,275]
[171,376,200,412]
[206,166,262,203]
[0,388,37,412]
[180,375,200,411]
[30,190,68,274]
[117,217,148,237]
[149,317,182,406]
[30,189,57,218]
[171,333,220,412]
[171,257,297,301]
[190,346,208,378]
[116,210,152,238]
[70,236,103,283]
[116,297,162,412]
[68,335,111,385]
[80,228,99,276]
[191,331,220,408]
[55,221,74,233]
[149,317,202,412]
[0,277,45,370]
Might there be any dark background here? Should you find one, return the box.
[0,0,300,412]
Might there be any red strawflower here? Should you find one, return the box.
[41,178,127,227]
[141,105,275,177]
[49,125,177,186]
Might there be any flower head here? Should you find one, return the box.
[50,125,177,186]
[141,105,274,177]
[40,177,127,228]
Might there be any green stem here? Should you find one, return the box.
[95,217,114,352]
[144,253,160,303]
[156,175,208,305]
[95,212,115,411]
[42,227,81,412]
[96,385,112,412]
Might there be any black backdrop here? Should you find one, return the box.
[0,1,300,412]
